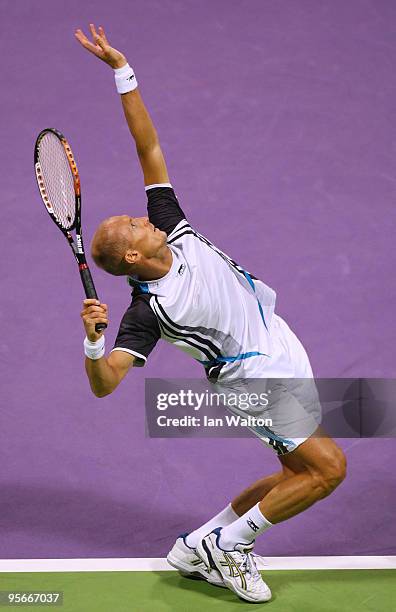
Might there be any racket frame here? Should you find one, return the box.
[34,128,106,332]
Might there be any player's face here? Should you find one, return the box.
[125,215,167,257]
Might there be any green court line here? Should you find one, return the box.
[0,570,394,612]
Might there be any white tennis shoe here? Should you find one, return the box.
[166,533,225,587]
[196,527,272,603]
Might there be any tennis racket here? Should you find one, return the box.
[34,128,107,333]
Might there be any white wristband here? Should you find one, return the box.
[84,335,105,360]
[114,63,138,94]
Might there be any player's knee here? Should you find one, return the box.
[315,448,347,496]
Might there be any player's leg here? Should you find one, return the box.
[216,430,346,550]
[230,464,296,515]
[260,430,346,523]
[185,467,290,549]
[172,458,300,548]
[197,433,345,602]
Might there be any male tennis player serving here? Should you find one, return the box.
[76,25,346,604]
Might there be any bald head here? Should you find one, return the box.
[91,213,170,279]
[91,216,132,276]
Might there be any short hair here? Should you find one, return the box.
[91,219,131,276]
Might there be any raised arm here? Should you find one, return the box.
[75,24,170,186]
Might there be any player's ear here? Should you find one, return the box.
[125,249,139,265]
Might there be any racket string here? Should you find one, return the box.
[37,132,76,230]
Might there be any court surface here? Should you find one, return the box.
[0,569,394,611]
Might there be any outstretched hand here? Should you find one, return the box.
[75,24,126,69]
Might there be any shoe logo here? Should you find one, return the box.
[220,553,247,590]
[191,558,205,566]
[247,518,260,532]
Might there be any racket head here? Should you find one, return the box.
[34,128,81,232]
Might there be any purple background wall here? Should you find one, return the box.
[1,0,395,558]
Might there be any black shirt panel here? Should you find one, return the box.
[113,293,161,366]
[146,186,186,235]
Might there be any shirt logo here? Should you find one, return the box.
[178,264,186,276]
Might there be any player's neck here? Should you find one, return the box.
[134,245,173,281]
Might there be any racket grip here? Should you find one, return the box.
[79,265,108,333]
[95,322,107,332]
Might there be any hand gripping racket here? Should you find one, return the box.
[34,128,107,333]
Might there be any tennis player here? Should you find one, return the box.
[76,25,346,604]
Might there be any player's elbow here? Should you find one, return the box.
[91,383,117,398]
[136,139,160,158]
[93,388,111,398]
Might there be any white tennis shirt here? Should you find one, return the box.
[111,184,277,381]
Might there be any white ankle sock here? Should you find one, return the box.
[218,503,272,550]
[185,503,239,548]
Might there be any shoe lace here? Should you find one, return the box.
[238,551,262,586]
